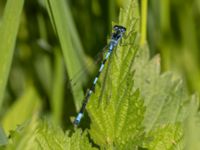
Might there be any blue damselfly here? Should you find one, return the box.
[74,25,126,126]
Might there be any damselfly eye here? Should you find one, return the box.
[113,25,126,33]
[113,25,119,31]
[121,27,126,32]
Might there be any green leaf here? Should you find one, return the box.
[183,96,200,150]
[0,0,24,109]
[6,119,97,150]
[35,122,96,150]
[5,117,39,150]
[45,0,87,109]
[2,85,41,135]
[86,0,145,149]
[63,129,97,150]
[88,82,145,149]
[133,46,192,132]
[143,124,183,150]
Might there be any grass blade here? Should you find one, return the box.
[45,0,86,110]
[0,0,24,109]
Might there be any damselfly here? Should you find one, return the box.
[74,25,126,126]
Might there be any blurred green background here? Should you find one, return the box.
[0,0,200,131]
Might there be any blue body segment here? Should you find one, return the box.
[93,77,98,84]
[74,113,83,125]
[73,25,126,126]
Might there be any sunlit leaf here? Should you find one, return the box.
[143,124,183,150]
[133,46,192,132]
[6,119,97,150]
[2,85,41,135]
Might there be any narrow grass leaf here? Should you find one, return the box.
[0,0,24,109]
[45,0,86,109]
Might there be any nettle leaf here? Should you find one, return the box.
[35,122,96,150]
[85,0,199,148]
[132,46,193,132]
[6,119,96,150]
[88,75,145,149]
[184,96,200,150]
[143,124,183,150]
[87,0,145,149]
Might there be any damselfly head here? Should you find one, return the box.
[113,25,126,33]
